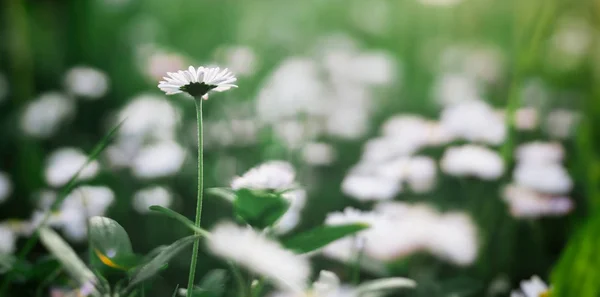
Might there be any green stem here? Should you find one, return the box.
[187,98,204,297]
[230,263,248,297]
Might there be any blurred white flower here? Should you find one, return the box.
[324,204,478,266]
[440,145,504,180]
[273,270,416,297]
[204,119,259,149]
[440,100,506,145]
[59,185,115,241]
[502,184,573,218]
[515,141,564,164]
[45,148,100,187]
[520,78,550,109]
[514,107,539,131]
[61,186,115,218]
[349,0,390,36]
[510,276,550,297]
[341,175,400,201]
[544,109,580,139]
[497,108,539,131]
[0,224,16,254]
[220,46,258,76]
[438,44,504,84]
[348,52,396,86]
[302,142,336,166]
[131,141,186,179]
[513,162,572,195]
[547,18,592,71]
[64,66,109,99]
[380,115,433,150]
[426,213,478,265]
[158,66,237,98]
[257,58,326,123]
[325,106,370,140]
[274,188,307,235]
[433,73,480,106]
[406,156,437,193]
[231,161,296,191]
[0,172,12,204]
[207,221,310,291]
[144,51,187,81]
[0,73,8,103]
[132,186,173,214]
[21,92,75,138]
[116,94,181,142]
[322,208,391,262]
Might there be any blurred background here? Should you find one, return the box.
[1,0,600,296]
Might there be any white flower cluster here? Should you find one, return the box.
[44,148,100,187]
[106,94,188,179]
[64,66,110,99]
[271,270,415,297]
[230,161,305,234]
[503,141,574,218]
[207,221,310,292]
[441,144,504,180]
[342,115,446,201]
[510,275,550,297]
[21,92,75,139]
[132,186,173,214]
[322,204,478,266]
[257,34,397,148]
[26,185,115,242]
[440,100,506,145]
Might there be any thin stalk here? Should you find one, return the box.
[229,262,248,297]
[187,98,204,297]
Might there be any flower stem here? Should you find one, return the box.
[187,98,204,297]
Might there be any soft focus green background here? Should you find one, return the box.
[1,0,600,296]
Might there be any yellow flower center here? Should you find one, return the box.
[539,290,550,297]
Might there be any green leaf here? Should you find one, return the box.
[551,215,600,297]
[149,206,210,236]
[198,269,227,296]
[89,216,136,271]
[206,188,236,202]
[281,223,370,254]
[38,227,99,293]
[233,189,290,229]
[128,235,198,288]
[187,269,228,297]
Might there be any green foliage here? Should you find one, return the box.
[89,216,139,271]
[188,269,228,297]
[281,223,370,254]
[551,215,600,297]
[38,227,100,293]
[128,235,198,289]
[233,189,290,229]
[150,205,209,236]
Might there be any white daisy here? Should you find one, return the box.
[206,221,310,292]
[158,66,237,98]
[440,144,504,180]
[45,148,100,187]
[502,184,574,218]
[132,186,173,214]
[230,161,296,191]
[511,275,550,297]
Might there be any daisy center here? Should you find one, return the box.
[539,290,550,297]
[180,82,216,98]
